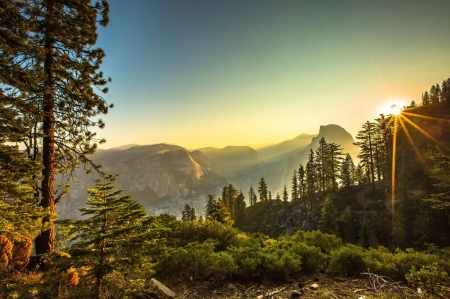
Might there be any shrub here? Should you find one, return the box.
[406,263,449,295]
[392,248,441,281]
[363,246,397,278]
[327,244,366,277]
[227,240,264,279]
[293,230,342,254]
[260,239,302,280]
[277,235,327,273]
[157,239,236,280]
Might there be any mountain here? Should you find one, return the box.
[57,144,227,219]
[274,124,359,193]
[58,125,359,219]
[256,133,315,162]
[198,146,260,175]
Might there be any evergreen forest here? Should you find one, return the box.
[1,1,450,298]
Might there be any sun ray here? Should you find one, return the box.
[401,115,450,151]
[401,111,450,123]
[391,116,398,215]
[398,117,426,166]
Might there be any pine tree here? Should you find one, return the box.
[181,204,196,221]
[275,192,281,203]
[222,184,238,218]
[234,191,246,226]
[424,146,450,219]
[283,186,288,205]
[339,154,355,189]
[4,0,111,254]
[258,177,268,202]
[442,78,450,103]
[315,137,328,193]
[422,91,430,105]
[326,142,344,191]
[354,163,364,185]
[291,169,299,202]
[66,183,147,299]
[354,121,377,192]
[248,186,257,206]
[430,84,441,103]
[205,194,217,218]
[306,149,316,211]
[205,194,233,226]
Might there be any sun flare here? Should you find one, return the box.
[390,104,402,116]
[381,101,406,117]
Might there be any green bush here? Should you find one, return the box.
[406,263,449,295]
[277,235,328,273]
[157,239,236,280]
[327,244,366,277]
[363,246,397,278]
[227,241,264,279]
[260,239,302,280]
[293,230,342,254]
[392,248,441,281]
[174,220,240,250]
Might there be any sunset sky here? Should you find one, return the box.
[96,0,450,149]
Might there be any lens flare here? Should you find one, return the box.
[390,105,402,116]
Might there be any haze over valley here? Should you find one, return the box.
[60,124,358,218]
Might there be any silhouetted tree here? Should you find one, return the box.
[291,169,299,202]
[182,204,196,221]
[306,149,316,211]
[340,154,355,189]
[258,177,268,202]
[355,121,377,191]
[248,186,257,206]
[234,191,246,226]
[283,186,288,205]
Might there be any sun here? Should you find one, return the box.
[390,104,402,116]
[381,100,406,117]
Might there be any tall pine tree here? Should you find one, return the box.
[4,0,112,254]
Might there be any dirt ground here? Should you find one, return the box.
[159,273,432,299]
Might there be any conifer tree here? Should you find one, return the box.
[276,192,281,203]
[441,78,450,103]
[283,186,288,205]
[268,190,272,200]
[2,0,111,254]
[315,137,328,193]
[354,121,377,192]
[306,149,316,211]
[422,91,430,105]
[222,184,238,218]
[326,142,344,191]
[258,177,268,202]
[298,164,306,198]
[340,154,355,189]
[291,169,299,202]
[205,194,233,226]
[354,163,364,185]
[205,194,217,218]
[181,204,196,221]
[248,186,257,206]
[430,84,441,103]
[234,191,246,226]
[66,183,147,299]
[424,146,450,221]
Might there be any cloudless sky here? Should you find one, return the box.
[95,0,450,149]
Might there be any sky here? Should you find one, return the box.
[95,0,450,150]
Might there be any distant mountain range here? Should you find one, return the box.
[58,124,359,219]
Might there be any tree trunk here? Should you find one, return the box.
[35,0,56,255]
